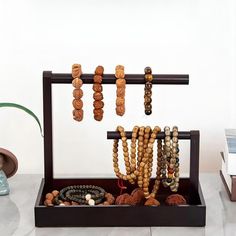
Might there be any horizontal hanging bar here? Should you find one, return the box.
[107,131,191,140]
[50,73,189,85]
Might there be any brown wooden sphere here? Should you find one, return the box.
[93,83,103,92]
[93,75,103,84]
[73,89,83,99]
[72,99,83,110]
[95,65,104,75]
[93,92,103,100]
[72,78,83,88]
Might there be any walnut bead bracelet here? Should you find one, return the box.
[115,65,126,116]
[93,66,104,121]
[72,64,83,122]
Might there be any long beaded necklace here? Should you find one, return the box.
[112,125,161,198]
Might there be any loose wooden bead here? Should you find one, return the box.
[44,199,53,207]
[72,201,79,205]
[46,193,54,201]
[72,99,83,109]
[88,199,95,206]
[73,89,83,99]
[52,190,59,197]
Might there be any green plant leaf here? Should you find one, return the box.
[0,103,43,137]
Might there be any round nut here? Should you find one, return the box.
[45,193,54,201]
[144,197,160,206]
[52,190,59,197]
[44,199,53,207]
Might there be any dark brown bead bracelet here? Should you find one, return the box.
[58,185,106,205]
[144,67,153,115]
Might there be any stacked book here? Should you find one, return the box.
[220,129,236,201]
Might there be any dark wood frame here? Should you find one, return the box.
[34,71,206,227]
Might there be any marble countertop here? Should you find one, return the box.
[0,173,235,236]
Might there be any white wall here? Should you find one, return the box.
[0,0,235,176]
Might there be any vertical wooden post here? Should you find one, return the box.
[43,71,53,188]
[190,130,200,192]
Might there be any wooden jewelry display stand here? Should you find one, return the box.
[34,71,206,227]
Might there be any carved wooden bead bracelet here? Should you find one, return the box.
[72,64,83,122]
[115,65,126,116]
[93,66,104,121]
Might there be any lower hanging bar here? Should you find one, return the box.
[107,131,191,140]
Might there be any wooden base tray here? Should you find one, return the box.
[34,178,206,227]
